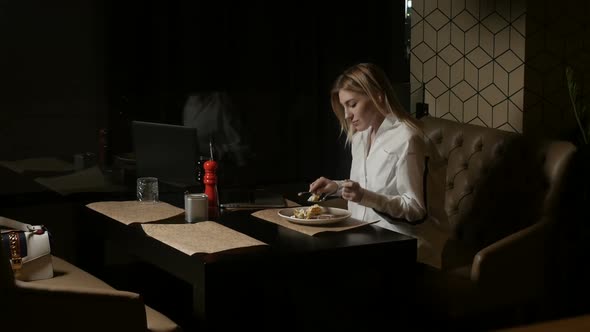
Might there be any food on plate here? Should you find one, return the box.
[308,193,321,202]
[292,204,328,219]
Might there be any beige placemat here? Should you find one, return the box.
[86,200,185,225]
[0,157,75,174]
[35,166,126,195]
[285,199,299,207]
[141,221,268,255]
[251,208,378,236]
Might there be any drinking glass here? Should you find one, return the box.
[137,177,159,202]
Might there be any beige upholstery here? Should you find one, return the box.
[417,116,577,329]
[0,247,180,332]
[492,313,590,331]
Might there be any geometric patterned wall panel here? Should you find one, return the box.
[410,0,525,132]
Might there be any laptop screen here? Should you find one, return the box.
[132,121,200,188]
[219,188,286,208]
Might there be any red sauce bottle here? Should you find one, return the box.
[203,159,219,219]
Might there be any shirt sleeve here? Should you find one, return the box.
[359,134,427,222]
[332,180,346,196]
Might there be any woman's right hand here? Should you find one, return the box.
[309,177,338,195]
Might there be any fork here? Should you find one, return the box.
[297,192,328,202]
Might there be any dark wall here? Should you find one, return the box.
[105,0,408,187]
[1,0,407,187]
[1,0,106,160]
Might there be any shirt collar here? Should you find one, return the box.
[374,113,400,136]
[356,113,400,146]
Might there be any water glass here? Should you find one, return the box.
[137,177,159,202]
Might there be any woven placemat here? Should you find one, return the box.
[141,221,268,255]
[0,157,75,174]
[251,208,378,236]
[36,166,126,195]
[86,200,185,225]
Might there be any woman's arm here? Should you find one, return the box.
[359,135,427,222]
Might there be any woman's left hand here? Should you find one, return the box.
[341,180,364,203]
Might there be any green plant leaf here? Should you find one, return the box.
[566,66,588,145]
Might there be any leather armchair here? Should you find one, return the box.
[0,243,181,332]
[415,116,577,330]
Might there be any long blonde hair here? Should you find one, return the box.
[330,63,420,144]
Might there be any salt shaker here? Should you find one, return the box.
[184,193,208,223]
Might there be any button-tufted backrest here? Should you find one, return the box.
[422,116,577,269]
[423,117,517,230]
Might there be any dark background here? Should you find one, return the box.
[1,0,409,188]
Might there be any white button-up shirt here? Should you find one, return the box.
[346,114,447,268]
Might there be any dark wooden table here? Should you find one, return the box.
[0,165,419,331]
[77,186,418,332]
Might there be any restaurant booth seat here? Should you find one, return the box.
[0,244,181,332]
[414,116,577,330]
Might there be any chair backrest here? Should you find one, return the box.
[423,117,517,231]
[422,116,577,269]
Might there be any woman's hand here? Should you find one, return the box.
[341,180,364,203]
[309,177,338,195]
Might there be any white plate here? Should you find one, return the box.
[277,207,352,226]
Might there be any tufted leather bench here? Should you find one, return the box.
[418,116,577,329]
[424,116,518,232]
[0,249,182,332]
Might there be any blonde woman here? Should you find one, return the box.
[309,63,447,268]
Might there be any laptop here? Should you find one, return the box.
[132,120,201,190]
[132,120,285,207]
[219,188,286,208]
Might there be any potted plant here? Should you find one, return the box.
[566,66,590,147]
[565,66,590,203]
[562,66,590,314]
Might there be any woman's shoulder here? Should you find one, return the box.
[381,118,425,153]
[384,116,422,139]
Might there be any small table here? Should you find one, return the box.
[82,190,417,332]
